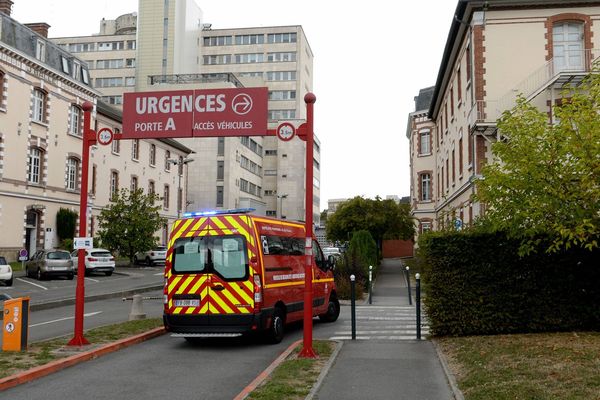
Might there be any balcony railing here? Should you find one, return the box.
[148,72,244,88]
[470,49,600,127]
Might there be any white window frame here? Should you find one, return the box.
[67,157,78,190]
[32,89,45,123]
[69,105,81,136]
[28,148,42,184]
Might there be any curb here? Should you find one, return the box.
[233,339,302,400]
[305,340,343,400]
[0,327,166,392]
[431,339,465,400]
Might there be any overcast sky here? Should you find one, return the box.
[12,0,457,210]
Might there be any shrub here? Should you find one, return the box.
[347,230,378,281]
[419,231,600,336]
[333,252,365,300]
[56,208,77,243]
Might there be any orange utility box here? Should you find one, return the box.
[2,297,30,351]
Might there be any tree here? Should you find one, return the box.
[320,209,328,225]
[97,188,165,263]
[326,196,415,251]
[476,69,600,253]
[56,208,77,249]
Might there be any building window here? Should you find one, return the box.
[148,180,155,196]
[457,67,462,102]
[268,110,296,120]
[267,52,296,62]
[420,221,432,234]
[149,144,156,166]
[165,150,171,171]
[217,137,225,156]
[235,53,264,63]
[101,95,123,105]
[203,36,233,46]
[216,186,224,207]
[32,89,47,123]
[110,171,119,198]
[96,59,124,69]
[132,139,139,160]
[420,173,431,202]
[92,164,97,195]
[95,77,123,88]
[131,176,138,191]
[459,137,464,175]
[266,71,296,81]
[419,129,431,155]
[0,71,5,109]
[267,33,297,44]
[163,185,170,209]
[217,160,224,180]
[235,34,264,45]
[269,90,296,101]
[265,150,277,156]
[35,40,46,62]
[69,105,82,136]
[66,157,79,190]
[112,130,121,154]
[452,149,456,183]
[553,22,584,72]
[28,148,42,184]
[266,210,277,217]
[126,58,136,68]
[203,54,232,65]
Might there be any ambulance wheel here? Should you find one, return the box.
[319,295,340,323]
[267,308,285,344]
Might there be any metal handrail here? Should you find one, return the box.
[471,49,599,126]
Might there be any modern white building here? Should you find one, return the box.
[407,0,600,238]
[52,0,321,224]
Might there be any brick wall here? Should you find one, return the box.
[382,239,414,258]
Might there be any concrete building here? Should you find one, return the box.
[52,0,321,224]
[407,0,600,237]
[52,13,138,107]
[0,2,191,260]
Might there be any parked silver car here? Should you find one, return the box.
[25,249,74,280]
[70,248,115,276]
[0,256,13,286]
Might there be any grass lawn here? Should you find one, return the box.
[247,340,335,400]
[437,332,600,400]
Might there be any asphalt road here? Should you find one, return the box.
[2,311,344,400]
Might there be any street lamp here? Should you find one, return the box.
[277,194,288,219]
[168,157,194,218]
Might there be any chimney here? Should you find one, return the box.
[0,0,13,16]
[24,22,51,38]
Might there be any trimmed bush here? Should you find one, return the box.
[333,252,365,300]
[419,231,600,336]
[347,230,377,280]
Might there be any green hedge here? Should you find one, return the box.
[419,231,600,336]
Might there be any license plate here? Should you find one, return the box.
[174,299,200,307]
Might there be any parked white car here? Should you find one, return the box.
[70,248,115,276]
[0,256,13,286]
[134,246,167,266]
[323,247,342,258]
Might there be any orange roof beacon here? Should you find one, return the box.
[163,208,339,343]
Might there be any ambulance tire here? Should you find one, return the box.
[266,308,285,344]
[319,295,340,323]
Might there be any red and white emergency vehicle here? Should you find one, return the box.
[163,209,339,343]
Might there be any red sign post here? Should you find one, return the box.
[70,89,319,356]
[68,101,96,346]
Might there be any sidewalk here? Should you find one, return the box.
[314,258,455,400]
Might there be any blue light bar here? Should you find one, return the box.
[182,208,256,218]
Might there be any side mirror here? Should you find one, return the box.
[327,255,336,270]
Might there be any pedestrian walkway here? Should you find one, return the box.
[329,305,429,340]
[314,258,454,400]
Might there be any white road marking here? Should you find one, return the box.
[17,278,48,290]
[85,277,100,282]
[30,311,103,328]
[153,272,164,276]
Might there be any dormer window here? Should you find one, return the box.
[35,40,46,62]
